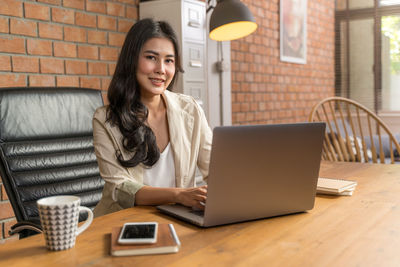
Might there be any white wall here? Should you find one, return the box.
[206,0,232,128]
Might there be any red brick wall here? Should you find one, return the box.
[0,0,138,244]
[231,0,335,124]
[0,0,137,94]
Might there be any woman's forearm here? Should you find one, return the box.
[135,185,208,209]
[135,186,179,206]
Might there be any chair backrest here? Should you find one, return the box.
[0,87,105,227]
[308,96,400,164]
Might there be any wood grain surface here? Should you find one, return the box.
[1,161,400,267]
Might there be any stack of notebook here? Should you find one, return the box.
[317,177,357,196]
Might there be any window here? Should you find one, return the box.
[381,0,400,6]
[335,0,400,114]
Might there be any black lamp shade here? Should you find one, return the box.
[209,0,257,41]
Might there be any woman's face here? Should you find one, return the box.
[136,37,176,98]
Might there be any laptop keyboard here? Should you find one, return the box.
[190,209,204,217]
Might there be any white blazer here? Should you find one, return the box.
[93,90,212,217]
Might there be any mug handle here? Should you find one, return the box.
[76,206,93,236]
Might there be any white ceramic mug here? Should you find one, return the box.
[37,195,93,251]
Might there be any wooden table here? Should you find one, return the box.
[1,161,400,267]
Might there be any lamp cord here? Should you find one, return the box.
[206,0,214,13]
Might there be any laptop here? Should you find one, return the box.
[157,122,325,227]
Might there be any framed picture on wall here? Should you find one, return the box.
[280,0,307,64]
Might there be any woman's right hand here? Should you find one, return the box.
[176,185,207,210]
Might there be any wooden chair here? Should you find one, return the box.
[308,97,400,164]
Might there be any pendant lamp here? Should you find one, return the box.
[209,0,258,41]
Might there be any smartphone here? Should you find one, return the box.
[118,222,158,244]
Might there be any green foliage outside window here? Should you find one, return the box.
[382,16,400,74]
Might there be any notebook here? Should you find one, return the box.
[110,224,180,256]
[317,177,357,195]
[157,122,325,227]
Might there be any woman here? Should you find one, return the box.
[93,18,212,217]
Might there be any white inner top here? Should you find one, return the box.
[143,143,176,188]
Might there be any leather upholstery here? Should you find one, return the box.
[0,87,105,236]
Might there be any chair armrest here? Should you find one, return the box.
[9,221,43,236]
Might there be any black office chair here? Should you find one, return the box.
[0,87,105,238]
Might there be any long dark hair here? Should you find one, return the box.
[106,18,183,168]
